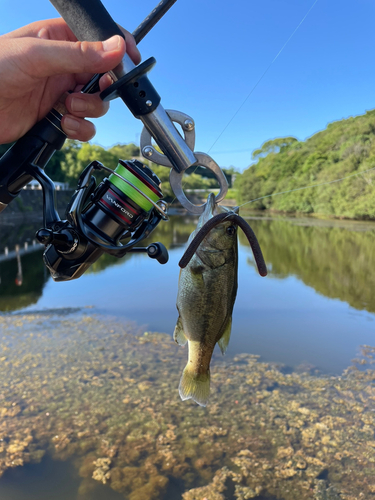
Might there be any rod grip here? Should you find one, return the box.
[49,0,123,42]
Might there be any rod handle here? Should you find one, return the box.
[49,0,123,42]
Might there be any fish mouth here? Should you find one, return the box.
[198,193,218,228]
[204,193,216,216]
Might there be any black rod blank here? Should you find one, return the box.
[133,0,178,44]
[50,0,178,45]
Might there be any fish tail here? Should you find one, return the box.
[179,364,210,407]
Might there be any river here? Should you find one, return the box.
[1,213,374,373]
[0,212,374,499]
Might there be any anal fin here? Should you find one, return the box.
[173,316,188,346]
[218,317,232,355]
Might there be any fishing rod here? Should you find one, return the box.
[0,0,228,281]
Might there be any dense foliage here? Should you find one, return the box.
[0,140,221,200]
[236,110,375,219]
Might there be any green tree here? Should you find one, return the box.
[59,141,118,185]
[108,143,140,160]
[251,137,298,160]
[236,110,375,219]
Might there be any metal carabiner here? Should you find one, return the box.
[140,109,196,167]
[169,152,228,215]
[140,110,228,214]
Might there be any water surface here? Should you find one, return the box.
[1,214,374,374]
[0,213,375,499]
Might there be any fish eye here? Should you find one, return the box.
[226,225,236,236]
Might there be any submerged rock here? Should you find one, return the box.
[0,313,373,499]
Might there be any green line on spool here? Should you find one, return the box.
[109,164,160,211]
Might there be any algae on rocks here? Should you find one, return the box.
[0,313,374,500]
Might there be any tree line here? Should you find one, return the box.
[0,140,234,200]
[3,107,375,219]
[235,109,375,220]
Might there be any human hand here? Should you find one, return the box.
[0,18,141,144]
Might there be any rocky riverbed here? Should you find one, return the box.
[0,311,374,500]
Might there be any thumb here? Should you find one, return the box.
[15,35,127,79]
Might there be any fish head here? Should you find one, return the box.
[197,193,239,253]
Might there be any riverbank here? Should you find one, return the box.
[0,189,75,223]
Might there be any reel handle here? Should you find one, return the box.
[49,0,124,42]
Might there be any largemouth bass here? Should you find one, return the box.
[174,193,267,406]
[173,193,239,406]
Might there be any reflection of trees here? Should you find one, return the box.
[142,215,198,250]
[86,216,198,274]
[0,215,205,309]
[86,252,125,274]
[0,251,46,311]
[239,218,375,313]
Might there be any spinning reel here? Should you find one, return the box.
[34,158,168,281]
[29,156,168,281]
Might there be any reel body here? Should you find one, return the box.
[36,159,169,282]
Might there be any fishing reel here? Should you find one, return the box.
[33,158,169,282]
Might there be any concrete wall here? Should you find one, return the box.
[1,189,75,221]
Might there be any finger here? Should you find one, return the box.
[14,35,126,79]
[3,20,141,65]
[65,92,109,119]
[61,115,96,141]
[99,73,114,91]
[1,18,76,42]
[118,27,141,65]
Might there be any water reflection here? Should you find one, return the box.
[240,215,375,313]
[0,216,197,311]
[1,214,375,373]
[2,214,375,315]
[0,251,46,311]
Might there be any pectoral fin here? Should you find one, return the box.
[173,316,188,346]
[218,317,232,355]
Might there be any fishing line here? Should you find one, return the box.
[170,0,319,207]
[237,166,375,208]
[210,148,253,155]
[206,0,320,155]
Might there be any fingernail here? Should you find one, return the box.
[71,97,88,113]
[37,28,49,40]
[103,35,121,52]
[63,116,80,133]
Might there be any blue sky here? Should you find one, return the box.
[1,0,375,171]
